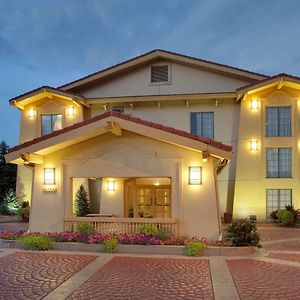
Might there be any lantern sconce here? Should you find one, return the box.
[250,140,258,151]
[107,180,116,191]
[189,166,202,185]
[28,108,37,119]
[66,106,75,116]
[251,99,259,110]
[44,168,55,185]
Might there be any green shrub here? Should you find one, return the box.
[103,238,118,253]
[276,209,294,225]
[20,236,51,251]
[225,219,260,247]
[76,222,95,234]
[17,201,30,222]
[0,189,20,215]
[156,230,171,241]
[74,185,89,216]
[269,210,279,221]
[137,224,157,235]
[185,241,206,256]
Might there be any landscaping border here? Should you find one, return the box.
[0,239,256,256]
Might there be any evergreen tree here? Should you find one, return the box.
[0,141,17,206]
[74,184,89,216]
[0,189,20,215]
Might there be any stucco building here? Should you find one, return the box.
[5,50,300,239]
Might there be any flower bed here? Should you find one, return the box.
[0,230,257,256]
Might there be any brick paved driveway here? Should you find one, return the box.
[68,256,214,300]
[0,252,96,300]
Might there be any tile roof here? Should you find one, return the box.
[8,111,232,154]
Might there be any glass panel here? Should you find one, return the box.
[266,189,292,218]
[266,148,279,178]
[52,114,62,131]
[266,107,278,137]
[41,115,52,136]
[278,107,291,136]
[279,148,291,178]
[192,112,214,139]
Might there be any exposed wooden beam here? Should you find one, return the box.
[106,121,122,136]
[277,78,285,89]
[20,153,44,164]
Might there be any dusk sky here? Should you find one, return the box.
[1,0,300,146]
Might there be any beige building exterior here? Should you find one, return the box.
[5,49,300,238]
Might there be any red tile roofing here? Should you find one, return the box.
[7,111,232,154]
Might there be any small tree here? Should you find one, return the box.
[74,185,89,216]
[0,189,20,215]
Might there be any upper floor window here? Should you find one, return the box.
[150,65,169,83]
[41,114,62,136]
[191,112,214,139]
[266,107,291,137]
[266,148,291,178]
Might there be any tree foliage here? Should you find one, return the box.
[0,141,17,206]
[74,184,89,216]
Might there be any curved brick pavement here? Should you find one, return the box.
[0,252,96,300]
[68,256,214,300]
[268,252,300,263]
[263,240,300,251]
[227,259,300,300]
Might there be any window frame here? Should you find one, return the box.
[266,148,292,178]
[265,106,291,137]
[266,189,292,218]
[41,113,63,136]
[190,112,214,139]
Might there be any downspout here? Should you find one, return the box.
[213,158,229,241]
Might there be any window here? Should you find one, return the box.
[266,148,291,178]
[41,114,62,136]
[191,112,214,139]
[266,189,292,218]
[151,65,169,83]
[266,107,291,137]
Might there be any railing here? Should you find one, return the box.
[64,217,178,235]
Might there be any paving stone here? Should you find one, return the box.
[68,256,214,300]
[263,241,300,251]
[227,259,300,300]
[0,252,96,300]
[268,252,300,263]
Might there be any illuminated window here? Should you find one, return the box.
[41,114,62,136]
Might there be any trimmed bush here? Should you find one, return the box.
[225,219,260,247]
[137,224,157,235]
[19,236,52,251]
[185,241,206,256]
[276,209,294,225]
[76,222,95,234]
[156,230,171,241]
[103,238,118,253]
[74,185,89,216]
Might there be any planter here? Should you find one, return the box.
[0,238,256,256]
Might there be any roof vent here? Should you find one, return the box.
[151,65,169,83]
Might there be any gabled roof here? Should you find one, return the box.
[9,86,88,109]
[237,73,300,96]
[59,49,268,91]
[6,111,232,164]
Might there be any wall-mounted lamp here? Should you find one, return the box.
[250,140,258,151]
[202,151,209,163]
[251,99,259,110]
[28,108,37,118]
[107,180,115,191]
[44,168,55,185]
[189,166,202,185]
[66,106,75,116]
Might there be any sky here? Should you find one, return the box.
[1,0,300,146]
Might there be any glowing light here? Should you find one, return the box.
[250,140,258,151]
[107,180,115,191]
[44,168,55,185]
[251,99,259,110]
[28,108,36,118]
[189,166,202,185]
[66,106,75,116]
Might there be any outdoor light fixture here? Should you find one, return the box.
[28,108,36,118]
[250,140,258,151]
[189,166,202,185]
[251,99,259,110]
[202,151,209,163]
[107,180,115,191]
[44,168,55,185]
[66,106,75,116]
